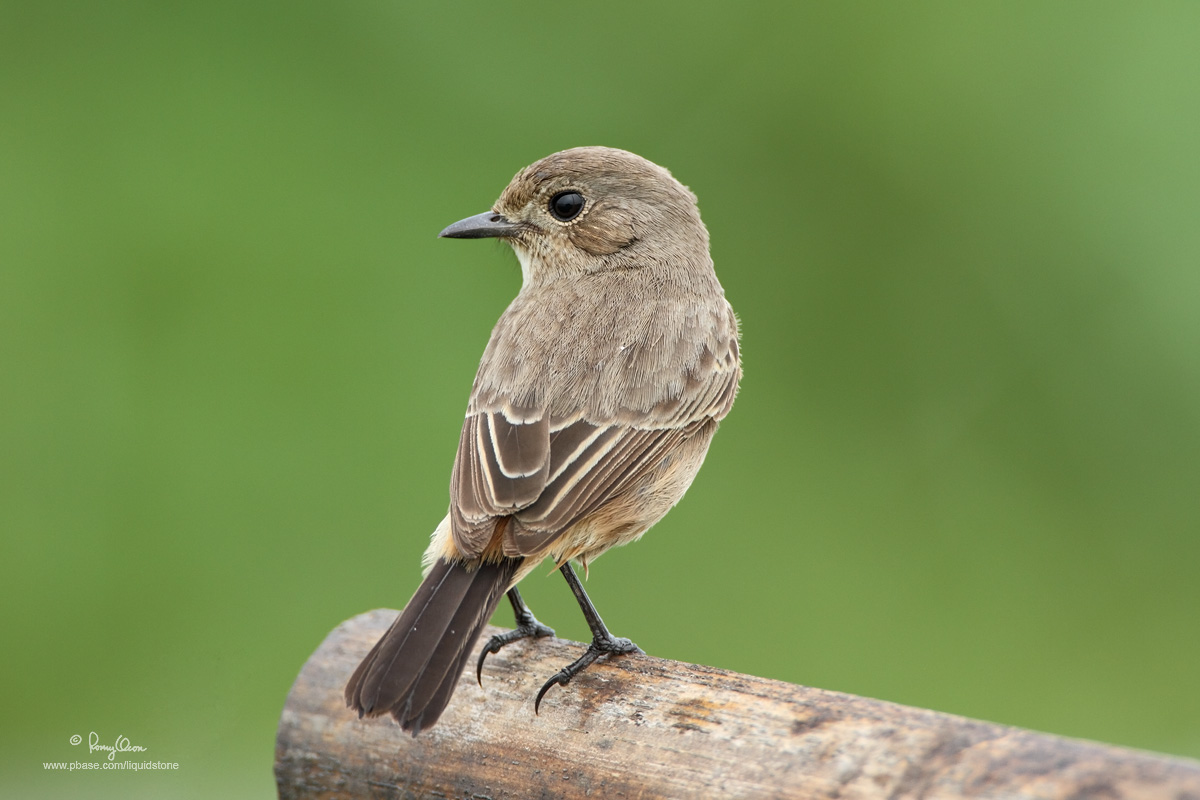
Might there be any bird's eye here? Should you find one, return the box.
[549,191,585,222]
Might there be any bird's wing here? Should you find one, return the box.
[448,332,739,559]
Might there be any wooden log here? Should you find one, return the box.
[276,609,1200,799]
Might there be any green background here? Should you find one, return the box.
[3,2,1198,797]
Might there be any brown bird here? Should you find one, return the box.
[344,146,741,735]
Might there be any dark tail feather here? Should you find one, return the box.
[344,557,521,735]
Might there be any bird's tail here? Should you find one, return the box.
[344,556,521,735]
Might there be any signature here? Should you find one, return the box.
[86,731,147,761]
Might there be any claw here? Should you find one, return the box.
[534,669,573,714]
[476,616,555,685]
[533,635,641,714]
[476,639,500,686]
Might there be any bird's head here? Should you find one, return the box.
[439,146,710,287]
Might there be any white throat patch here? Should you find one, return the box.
[513,245,534,289]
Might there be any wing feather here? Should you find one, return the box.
[449,411,549,555]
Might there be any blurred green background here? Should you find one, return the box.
[3,2,1199,797]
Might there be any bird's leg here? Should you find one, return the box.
[535,562,642,713]
[476,587,555,684]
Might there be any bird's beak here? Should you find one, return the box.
[438,211,520,240]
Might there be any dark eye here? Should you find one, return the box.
[549,191,585,221]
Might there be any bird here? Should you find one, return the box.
[344,146,741,735]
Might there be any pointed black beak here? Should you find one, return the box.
[438,211,520,239]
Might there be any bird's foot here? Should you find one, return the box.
[534,633,642,713]
[476,611,555,685]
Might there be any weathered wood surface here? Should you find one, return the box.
[276,609,1200,799]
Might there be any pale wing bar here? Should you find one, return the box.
[449,411,550,556]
